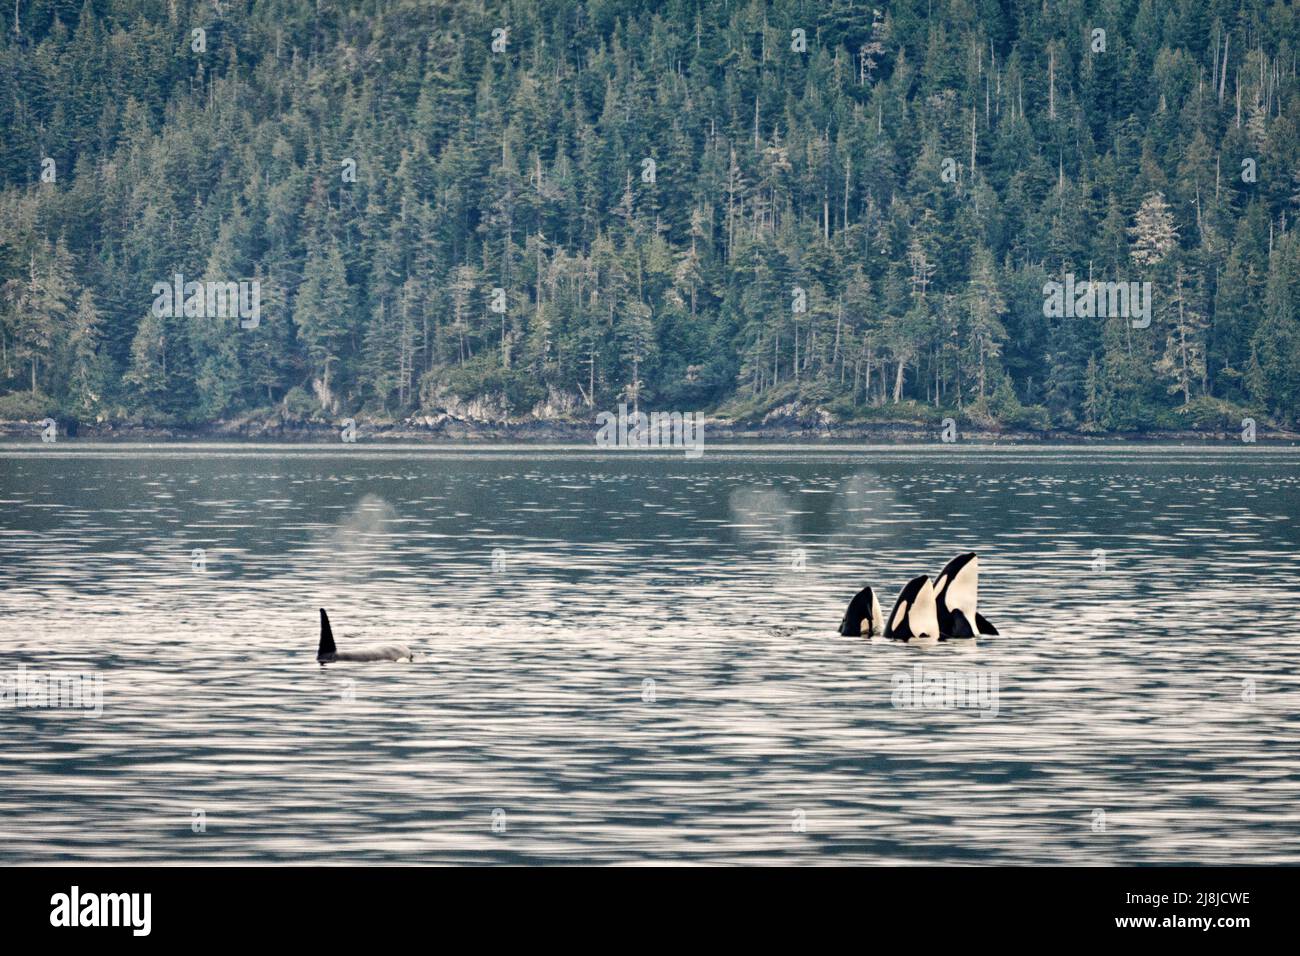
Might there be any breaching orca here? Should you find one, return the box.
[838,586,883,637]
[316,609,413,664]
[931,552,998,638]
[883,575,942,641]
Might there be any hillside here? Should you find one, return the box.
[1,0,1298,434]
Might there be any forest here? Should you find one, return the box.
[1,0,1298,432]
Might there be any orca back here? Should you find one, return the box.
[316,608,411,663]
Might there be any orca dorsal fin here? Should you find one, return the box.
[975,612,998,636]
[318,608,337,659]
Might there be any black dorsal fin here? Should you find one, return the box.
[318,608,337,658]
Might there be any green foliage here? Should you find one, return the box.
[1176,396,1258,430]
[985,377,1051,431]
[420,356,547,417]
[0,390,56,421]
[281,386,323,422]
[1,0,1298,433]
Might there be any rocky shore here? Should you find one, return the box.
[1,407,1295,445]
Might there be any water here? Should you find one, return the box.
[1,443,1298,864]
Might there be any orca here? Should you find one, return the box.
[883,575,942,641]
[931,552,998,638]
[316,609,413,664]
[838,586,883,637]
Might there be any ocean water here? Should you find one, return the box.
[1,443,1297,864]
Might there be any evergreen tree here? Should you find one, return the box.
[0,0,1297,430]
[67,288,105,416]
[292,238,353,410]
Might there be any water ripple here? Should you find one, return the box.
[1,444,1298,863]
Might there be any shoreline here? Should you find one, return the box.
[1,416,1295,445]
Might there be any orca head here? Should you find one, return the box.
[885,575,941,641]
[317,608,338,663]
[933,552,996,637]
[839,586,883,637]
[933,552,978,636]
